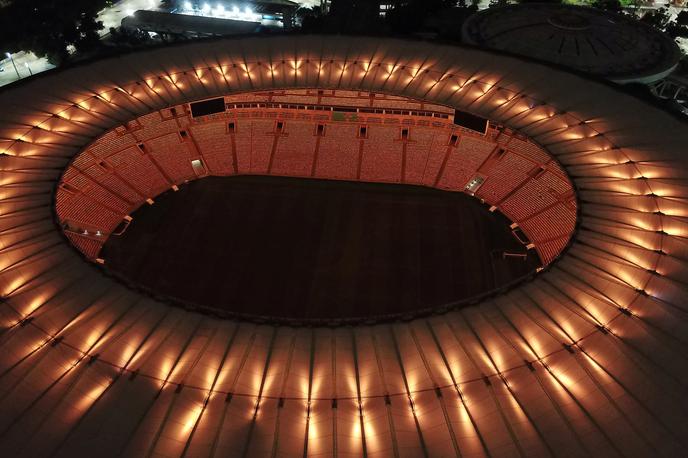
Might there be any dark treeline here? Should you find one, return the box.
[0,0,111,64]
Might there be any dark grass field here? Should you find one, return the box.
[101,176,539,319]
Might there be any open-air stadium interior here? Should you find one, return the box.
[0,34,688,456]
[57,88,572,320]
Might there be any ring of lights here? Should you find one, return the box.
[0,36,687,456]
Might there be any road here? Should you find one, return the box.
[0,52,54,87]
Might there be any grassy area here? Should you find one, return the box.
[561,0,593,5]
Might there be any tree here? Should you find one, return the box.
[385,0,457,34]
[488,0,510,8]
[639,7,671,31]
[591,0,624,13]
[108,27,154,47]
[639,7,688,40]
[298,6,326,32]
[678,11,688,27]
[423,3,479,41]
[326,0,383,34]
[666,11,688,39]
[0,0,109,65]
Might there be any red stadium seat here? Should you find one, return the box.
[56,90,576,264]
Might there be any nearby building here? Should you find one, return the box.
[122,0,298,37]
[463,3,682,84]
[122,10,263,37]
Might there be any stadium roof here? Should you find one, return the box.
[463,4,682,84]
[0,35,687,456]
[121,10,262,36]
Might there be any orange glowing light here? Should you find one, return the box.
[308,413,318,440]
[84,329,102,349]
[76,382,109,411]
[3,277,27,296]
[351,415,362,438]
[181,404,204,435]
[22,297,46,316]
[551,367,578,396]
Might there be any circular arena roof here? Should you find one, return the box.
[462,4,682,84]
[0,35,687,456]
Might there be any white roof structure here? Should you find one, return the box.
[463,4,682,84]
[0,35,687,456]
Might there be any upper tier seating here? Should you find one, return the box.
[57,91,576,264]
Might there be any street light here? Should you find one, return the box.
[4,52,20,79]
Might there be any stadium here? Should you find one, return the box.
[462,3,682,85]
[0,34,687,456]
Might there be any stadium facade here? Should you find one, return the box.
[0,35,687,456]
